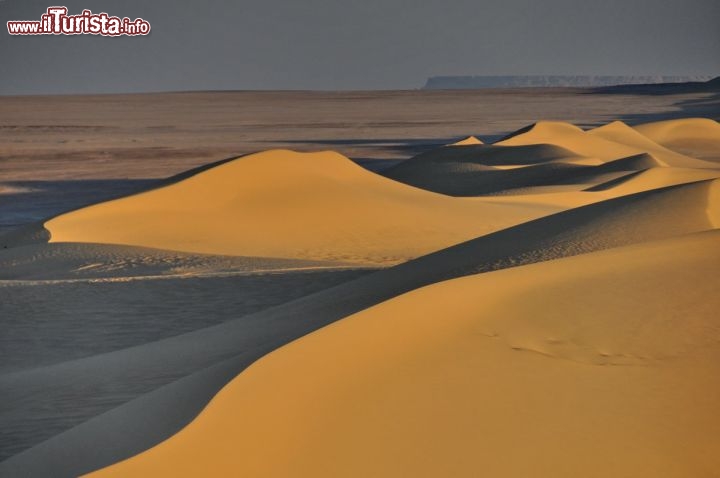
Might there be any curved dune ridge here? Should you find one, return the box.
[498,119,718,167]
[87,230,720,478]
[383,118,720,196]
[43,149,564,265]
[634,118,720,162]
[634,117,720,145]
[3,179,718,478]
[3,117,720,477]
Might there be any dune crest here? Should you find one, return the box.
[383,118,720,197]
[448,136,483,146]
[44,149,562,265]
[4,116,719,477]
[634,118,720,145]
[497,119,717,168]
[585,168,720,195]
[87,231,720,478]
[587,120,714,168]
[634,118,720,163]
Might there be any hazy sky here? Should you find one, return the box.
[1,0,719,94]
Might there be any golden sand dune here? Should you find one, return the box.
[634,117,720,145]
[88,230,720,478]
[383,149,717,198]
[45,150,562,265]
[585,167,720,194]
[384,119,720,196]
[8,165,719,478]
[449,135,483,146]
[8,177,719,478]
[634,118,720,162]
[497,121,639,159]
[591,152,667,170]
[382,142,610,196]
[499,120,718,168]
[586,120,708,168]
[4,117,720,477]
[469,179,720,269]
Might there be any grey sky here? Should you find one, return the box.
[1,0,719,94]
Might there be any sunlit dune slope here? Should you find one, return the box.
[88,230,720,478]
[5,151,719,478]
[497,121,639,159]
[498,120,718,167]
[449,136,483,146]
[584,167,720,194]
[474,178,720,268]
[634,118,720,162]
[634,118,720,145]
[586,120,707,168]
[45,150,561,265]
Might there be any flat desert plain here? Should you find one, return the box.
[1,88,719,477]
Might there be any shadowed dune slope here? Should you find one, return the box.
[88,230,720,478]
[383,143,718,197]
[3,120,719,477]
[2,178,718,478]
[591,152,665,171]
[384,159,591,196]
[584,167,720,194]
[382,142,609,196]
[44,150,563,265]
[382,119,719,197]
[388,143,581,167]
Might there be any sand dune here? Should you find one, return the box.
[591,152,666,170]
[44,149,564,265]
[634,117,720,145]
[498,120,718,168]
[383,146,718,197]
[449,136,483,145]
[585,167,720,194]
[3,117,719,478]
[385,159,592,196]
[394,142,582,167]
[3,176,718,477]
[87,230,720,478]
[382,141,610,196]
[383,119,719,196]
[634,118,720,162]
[497,121,640,159]
[585,120,708,168]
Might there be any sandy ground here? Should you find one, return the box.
[0,89,719,477]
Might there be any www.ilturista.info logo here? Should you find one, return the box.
[7,7,151,36]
